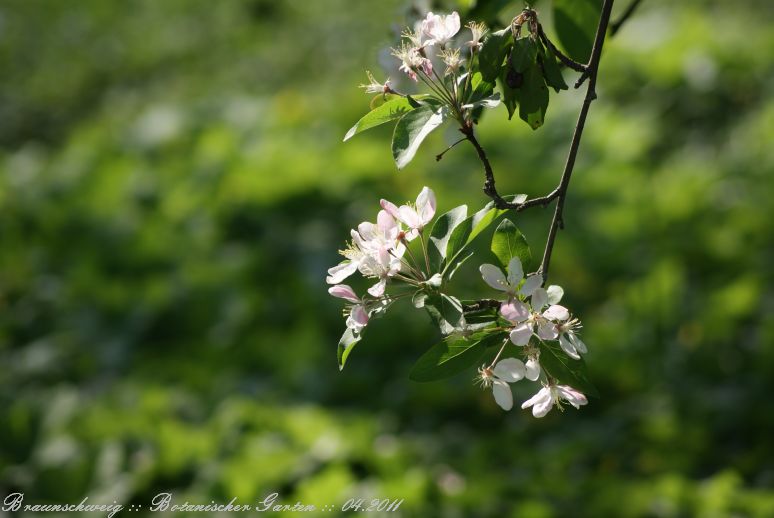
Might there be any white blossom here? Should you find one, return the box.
[477,358,527,410]
[359,70,392,94]
[479,257,541,298]
[380,186,436,241]
[328,284,370,335]
[521,383,587,418]
[420,11,461,47]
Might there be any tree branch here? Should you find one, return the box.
[537,25,587,73]
[539,0,615,283]
[610,0,643,36]
[460,124,560,212]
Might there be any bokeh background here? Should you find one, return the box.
[1,0,773,516]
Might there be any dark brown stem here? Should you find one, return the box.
[610,0,643,35]
[460,125,560,211]
[539,0,615,283]
[537,25,587,73]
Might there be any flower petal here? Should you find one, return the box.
[506,256,524,287]
[367,277,387,297]
[380,199,401,220]
[543,304,570,322]
[346,305,369,333]
[479,264,508,291]
[557,385,588,408]
[525,358,541,381]
[519,274,543,297]
[521,386,551,411]
[377,210,397,238]
[537,321,558,340]
[559,334,581,360]
[398,205,421,229]
[509,322,533,346]
[328,284,360,303]
[500,300,529,323]
[357,221,378,242]
[326,261,358,284]
[532,391,554,417]
[570,332,588,354]
[492,379,513,411]
[493,358,526,383]
[416,186,436,226]
[546,285,564,305]
[530,287,548,310]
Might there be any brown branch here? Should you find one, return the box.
[537,25,587,73]
[539,0,615,283]
[460,124,560,211]
[610,0,643,35]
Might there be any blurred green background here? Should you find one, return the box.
[1,0,773,516]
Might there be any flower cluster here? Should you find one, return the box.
[327,187,436,336]
[476,257,589,417]
[385,11,488,97]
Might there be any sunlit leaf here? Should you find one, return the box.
[344,97,416,141]
[409,330,505,382]
[428,205,468,273]
[391,105,447,169]
[337,328,362,371]
[491,218,531,269]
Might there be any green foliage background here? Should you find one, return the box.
[1,0,773,516]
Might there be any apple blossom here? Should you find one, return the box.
[328,284,370,335]
[326,209,405,296]
[380,186,436,241]
[440,48,462,76]
[420,11,461,47]
[477,357,527,410]
[359,70,392,95]
[391,42,433,82]
[521,383,588,418]
[464,21,487,51]
[479,257,541,298]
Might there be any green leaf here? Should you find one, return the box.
[391,105,447,169]
[337,328,362,371]
[344,97,417,141]
[510,37,538,73]
[540,43,569,92]
[369,92,398,110]
[478,28,512,83]
[424,293,466,335]
[441,195,528,278]
[428,205,468,273]
[468,194,526,242]
[446,251,474,280]
[409,330,505,382]
[552,0,600,63]
[444,217,473,270]
[469,71,495,103]
[516,64,550,130]
[491,218,531,270]
[538,340,599,397]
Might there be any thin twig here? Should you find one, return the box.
[460,124,561,211]
[537,25,587,73]
[436,137,466,161]
[610,0,643,35]
[539,0,615,283]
